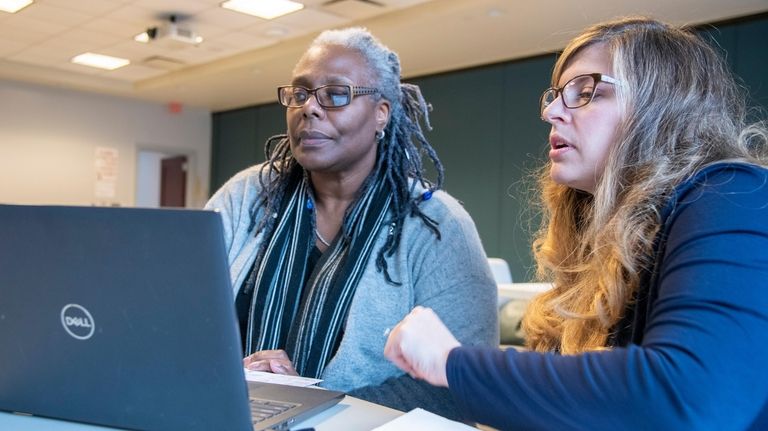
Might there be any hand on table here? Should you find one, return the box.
[384,306,461,388]
[243,349,298,376]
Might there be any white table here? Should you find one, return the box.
[0,395,403,431]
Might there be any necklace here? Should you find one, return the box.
[315,228,331,247]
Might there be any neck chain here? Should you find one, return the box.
[307,199,331,247]
[315,228,331,247]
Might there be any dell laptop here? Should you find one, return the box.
[0,204,343,431]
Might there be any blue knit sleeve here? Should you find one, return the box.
[446,164,768,431]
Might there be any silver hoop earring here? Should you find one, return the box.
[375,130,385,142]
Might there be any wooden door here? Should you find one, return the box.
[160,155,187,207]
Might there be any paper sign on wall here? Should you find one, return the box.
[94,146,118,199]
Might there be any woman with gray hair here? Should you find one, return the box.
[206,27,498,418]
[385,17,768,430]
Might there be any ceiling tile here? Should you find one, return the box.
[241,23,297,40]
[210,31,278,50]
[55,29,124,51]
[79,18,146,39]
[131,0,215,17]
[0,39,26,58]
[385,0,432,7]
[159,40,238,63]
[148,44,202,61]
[15,3,93,27]
[321,0,388,20]
[269,8,348,32]
[8,51,60,67]
[194,37,250,56]
[1,15,70,38]
[106,63,166,80]
[10,40,88,64]
[239,8,349,43]
[0,24,51,45]
[101,4,160,27]
[140,55,187,71]
[35,0,125,16]
[185,22,230,40]
[104,40,170,61]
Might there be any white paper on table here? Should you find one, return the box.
[373,408,478,430]
[243,369,323,387]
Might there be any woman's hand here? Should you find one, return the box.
[384,306,461,387]
[243,349,299,376]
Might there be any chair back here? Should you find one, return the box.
[487,257,513,283]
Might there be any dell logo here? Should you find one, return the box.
[60,304,95,340]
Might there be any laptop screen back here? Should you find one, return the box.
[0,205,253,431]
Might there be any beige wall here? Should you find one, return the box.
[0,80,211,208]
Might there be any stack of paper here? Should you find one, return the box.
[243,369,322,387]
[373,408,478,430]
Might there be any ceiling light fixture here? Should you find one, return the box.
[221,0,304,20]
[134,32,150,43]
[0,0,33,13]
[71,53,130,71]
[135,15,203,47]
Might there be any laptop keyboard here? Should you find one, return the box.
[249,397,300,424]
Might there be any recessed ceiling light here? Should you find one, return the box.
[221,0,304,20]
[134,32,150,43]
[71,53,130,71]
[0,0,33,13]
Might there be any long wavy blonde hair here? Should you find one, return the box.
[523,17,768,354]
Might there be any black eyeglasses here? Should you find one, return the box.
[540,73,618,117]
[277,84,380,109]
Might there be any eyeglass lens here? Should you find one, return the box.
[540,74,600,114]
[281,85,352,108]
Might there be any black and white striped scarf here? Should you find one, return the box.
[241,167,392,378]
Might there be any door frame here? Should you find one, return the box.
[135,144,197,208]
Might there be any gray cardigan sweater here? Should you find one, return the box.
[206,165,498,418]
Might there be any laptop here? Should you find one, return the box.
[0,204,344,431]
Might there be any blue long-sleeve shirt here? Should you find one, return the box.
[447,162,768,430]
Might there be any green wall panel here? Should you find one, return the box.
[498,56,554,281]
[731,16,768,112]
[411,66,506,258]
[253,103,287,160]
[210,104,285,191]
[211,108,259,191]
[411,57,553,281]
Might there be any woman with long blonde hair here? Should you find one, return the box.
[385,17,768,430]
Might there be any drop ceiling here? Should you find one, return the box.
[1,0,766,111]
